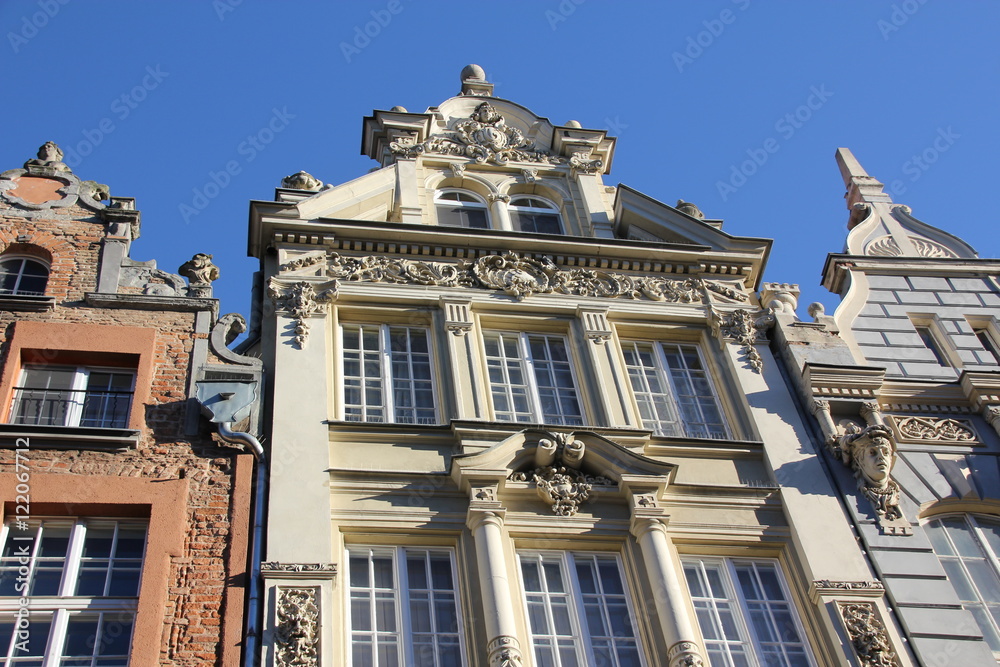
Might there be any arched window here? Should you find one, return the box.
[924,514,1000,651]
[0,256,49,296]
[508,196,562,234]
[434,190,489,229]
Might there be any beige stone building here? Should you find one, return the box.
[242,66,935,667]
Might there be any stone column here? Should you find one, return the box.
[467,493,523,667]
[628,492,705,667]
[489,193,513,232]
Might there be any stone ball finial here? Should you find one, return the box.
[390,105,407,113]
[807,302,826,320]
[564,120,582,129]
[461,64,486,81]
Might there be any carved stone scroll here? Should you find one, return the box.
[508,432,615,516]
[838,602,899,667]
[324,251,748,305]
[711,308,775,372]
[268,280,338,349]
[274,587,320,667]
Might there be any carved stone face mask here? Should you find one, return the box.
[857,437,893,485]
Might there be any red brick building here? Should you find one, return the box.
[0,142,261,665]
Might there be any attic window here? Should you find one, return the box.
[434,190,489,229]
[0,256,49,296]
[509,196,562,234]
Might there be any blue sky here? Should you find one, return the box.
[2,0,997,322]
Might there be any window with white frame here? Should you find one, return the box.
[434,190,490,229]
[621,341,728,439]
[682,558,813,667]
[483,332,583,426]
[10,366,135,429]
[924,514,1000,653]
[508,197,562,235]
[518,552,644,667]
[0,518,147,666]
[0,257,48,297]
[341,324,437,425]
[347,547,463,667]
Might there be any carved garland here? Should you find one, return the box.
[838,602,898,667]
[313,251,748,305]
[274,587,320,667]
[711,308,775,372]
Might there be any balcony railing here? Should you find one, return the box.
[10,387,133,429]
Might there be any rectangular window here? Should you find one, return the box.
[518,552,643,667]
[975,330,1000,366]
[10,366,135,429]
[621,342,727,439]
[683,558,813,667]
[915,326,950,367]
[0,518,147,666]
[342,325,437,425]
[483,333,583,426]
[347,547,463,666]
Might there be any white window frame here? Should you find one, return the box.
[339,324,439,425]
[923,513,1000,656]
[620,341,729,439]
[9,366,135,429]
[516,551,646,667]
[0,256,49,297]
[482,331,584,426]
[507,196,563,234]
[345,546,465,667]
[434,189,490,229]
[0,518,147,667]
[681,557,815,667]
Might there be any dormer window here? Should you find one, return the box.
[434,190,490,229]
[0,256,48,296]
[509,196,562,234]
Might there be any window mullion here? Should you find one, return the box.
[653,343,682,429]
[566,554,597,666]
[396,547,414,667]
[521,334,544,422]
[60,522,86,597]
[42,608,70,667]
[66,368,90,427]
[726,560,762,667]
[380,325,395,421]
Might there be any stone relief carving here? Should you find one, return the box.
[281,253,326,273]
[209,313,262,367]
[262,562,337,574]
[710,308,776,373]
[813,580,884,592]
[178,253,220,298]
[508,433,615,516]
[390,102,566,166]
[79,180,110,202]
[668,640,706,667]
[274,587,320,667]
[304,252,749,306]
[568,150,603,174]
[831,423,909,535]
[838,602,898,667]
[894,416,976,442]
[487,635,523,667]
[521,168,538,183]
[119,263,188,297]
[865,234,956,259]
[268,280,337,348]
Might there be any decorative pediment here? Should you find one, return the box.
[451,429,674,516]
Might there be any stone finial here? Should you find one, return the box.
[459,63,494,97]
[178,253,220,298]
[760,283,800,316]
[24,141,70,173]
[564,120,583,129]
[281,171,323,192]
[807,302,825,319]
[675,200,705,219]
[389,105,407,112]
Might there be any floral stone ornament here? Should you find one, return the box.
[508,432,615,516]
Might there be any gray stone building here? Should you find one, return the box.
[773,148,1000,665]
